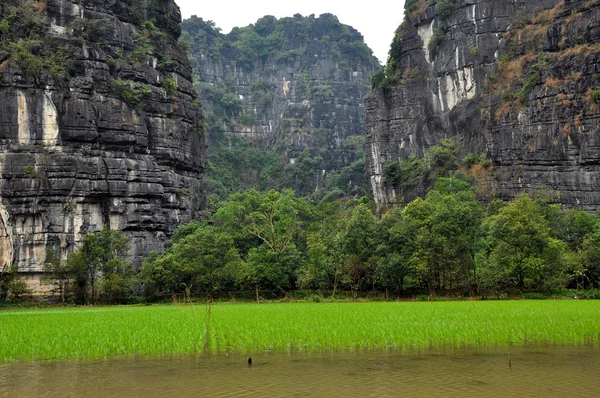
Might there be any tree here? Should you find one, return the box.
[299,226,344,295]
[578,224,600,289]
[41,247,71,303]
[237,245,301,302]
[214,189,314,294]
[402,178,483,295]
[375,208,412,294]
[338,204,378,298]
[479,194,567,294]
[0,263,30,302]
[67,229,132,304]
[140,222,242,300]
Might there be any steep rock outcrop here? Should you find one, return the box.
[182,14,380,198]
[367,0,600,211]
[0,0,206,284]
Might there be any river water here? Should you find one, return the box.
[1,346,598,397]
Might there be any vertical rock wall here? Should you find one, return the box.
[0,0,206,286]
[367,0,600,211]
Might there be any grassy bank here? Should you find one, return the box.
[1,301,599,361]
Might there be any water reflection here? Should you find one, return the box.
[1,346,598,397]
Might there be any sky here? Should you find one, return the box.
[175,0,406,64]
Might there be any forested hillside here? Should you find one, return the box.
[181,14,380,207]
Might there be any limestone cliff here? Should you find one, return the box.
[182,14,380,199]
[0,0,206,285]
[366,0,600,211]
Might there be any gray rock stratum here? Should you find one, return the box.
[0,0,206,287]
[367,0,600,211]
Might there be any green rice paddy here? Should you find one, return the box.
[1,301,599,361]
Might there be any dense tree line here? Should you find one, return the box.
[4,179,600,304]
[139,181,600,301]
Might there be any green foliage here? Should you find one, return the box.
[0,1,76,85]
[425,138,459,178]
[129,20,167,63]
[592,89,600,103]
[428,23,448,57]
[462,152,490,167]
[0,263,30,302]
[436,0,455,18]
[3,301,600,361]
[41,247,71,303]
[198,82,242,118]
[296,70,312,98]
[405,0,421,13]
[67,229,133,304]
[311,84,334,101]
[516,59,541,103]
[162,77,178,95]
[111,78,152,110]
[371,70,388,89]
[479,195,567,293]
[69,17,112,42]
[401,179,483,293]
[383,154,427,188]
[140,222,241,300]
[238,111,255,127]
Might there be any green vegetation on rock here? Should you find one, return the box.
[182,14,379,203]
[0,0,76,85]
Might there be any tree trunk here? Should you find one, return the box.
[332,274,338,297]
[255,286,259,303]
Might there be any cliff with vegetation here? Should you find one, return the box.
[0,0,206,284]
[181,14,380,202]
[367,0,600,211]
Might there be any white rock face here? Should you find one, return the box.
[417,20,435,64]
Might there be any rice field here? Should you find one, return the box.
[1,300,599,362]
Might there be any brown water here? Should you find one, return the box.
[1,346,598,397]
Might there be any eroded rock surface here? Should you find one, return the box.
[367,0,600,211]
[0,0,206,283]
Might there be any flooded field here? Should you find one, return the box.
[1,345,598,397]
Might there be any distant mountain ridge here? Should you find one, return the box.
[181,14,381,202]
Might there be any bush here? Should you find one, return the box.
[239,111,255,127]
[592,89,600,103]
[516,60,541,103]
[436,0,454,18]
[462,152,490,167]
[70,17,112,41]
[311,84,334,101]
[428,23,448,57]
[0,264,31,302]
[371,70,389,89]
[162,77,178,95]
[111,78,152,109]
[129,20,166,64]
[383,154,428,188]
[67,229,133,304]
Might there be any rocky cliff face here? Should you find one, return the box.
[0,0,205,284]
[367,0,600,211]
[182,14,380,199]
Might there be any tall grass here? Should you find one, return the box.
[1,301,599,361]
